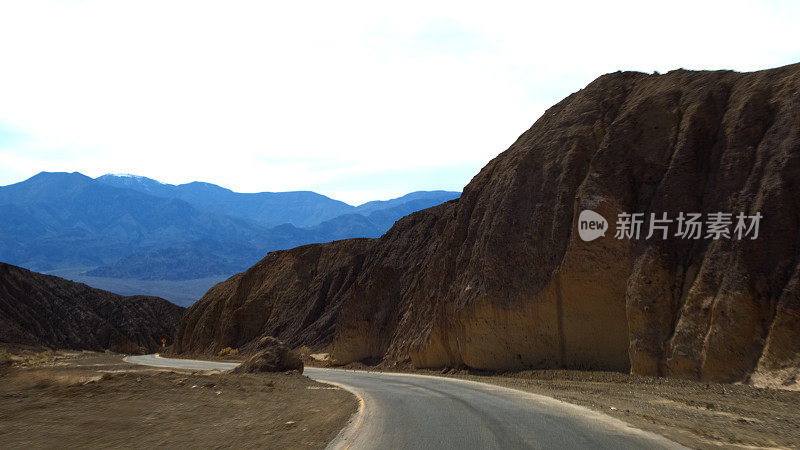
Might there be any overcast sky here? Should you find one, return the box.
[0,1,798,204]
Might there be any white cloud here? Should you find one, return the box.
[0,0,797,203]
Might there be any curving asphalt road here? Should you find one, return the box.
[125,354,685,449]
[125,354,240,371]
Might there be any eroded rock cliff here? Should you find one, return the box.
[174,239,374,355]
[0,262,184,352]
[175,64,800,386]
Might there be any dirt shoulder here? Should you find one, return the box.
[0,349,357,449]
[448,370,800,449]
[307,358,799,449]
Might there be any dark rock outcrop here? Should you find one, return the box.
[0,262,184,352]
[174,64,800,388]
[232,337,304,374]
[174,239,373,354]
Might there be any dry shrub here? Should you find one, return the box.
[20,371,101,388]
[0,349,12,367]
[296,346,312,358]
[13,349,56,366]
[218,347,239,357]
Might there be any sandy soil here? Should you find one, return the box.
[0,349,356,449]
[442,370,800,449]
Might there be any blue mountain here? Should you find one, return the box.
[0,172,459,304]
[96,174,355,227]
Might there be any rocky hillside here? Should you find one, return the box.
[175,239,373,353]
[0,263,184,352]
[174,64,800,387]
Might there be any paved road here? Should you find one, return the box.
[125,354,684,449]
[125,354,239,371]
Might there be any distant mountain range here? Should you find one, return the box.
[95,173,355,227]
[0,172,459,300]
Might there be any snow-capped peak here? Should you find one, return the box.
[103,173,166,184]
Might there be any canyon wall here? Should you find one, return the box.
[174,239,374,355]
[175,64,800,386]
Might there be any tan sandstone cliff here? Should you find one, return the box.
[175,64,800,387]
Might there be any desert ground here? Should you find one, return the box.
[0,347,356,449]
[4,346,799,449]
[445,369,800,449]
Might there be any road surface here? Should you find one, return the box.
[125,354,684,449]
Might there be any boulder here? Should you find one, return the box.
[232,337,304,374]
